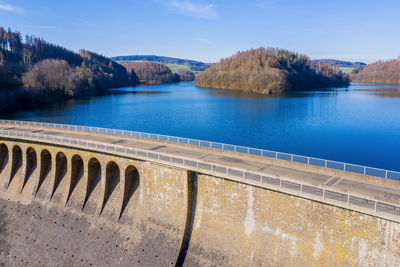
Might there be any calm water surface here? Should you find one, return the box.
[3,82,400,171]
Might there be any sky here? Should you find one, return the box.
[0,0,399,63]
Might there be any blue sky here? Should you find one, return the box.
[0,0,399,63]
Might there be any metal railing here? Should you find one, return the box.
[0,119,399,181]
[1,127,400,220]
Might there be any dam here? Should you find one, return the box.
[0,120,400,266]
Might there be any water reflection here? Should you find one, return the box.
[205,90,277,99]
[204,86,354,98]
[131,81,379,100]
[356,86,400,98]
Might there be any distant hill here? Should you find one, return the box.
[111,55,212,72]
[313,59,366,68]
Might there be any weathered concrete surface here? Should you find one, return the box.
[0,141,189,266]
[185,173,400,266]
[1,126,400,266]
[0,199,177,266]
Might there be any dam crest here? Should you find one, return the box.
[1,120,400,266]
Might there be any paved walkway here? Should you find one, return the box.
[2,125,400,205]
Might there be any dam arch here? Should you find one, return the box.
[0,143,8,174]
[83,157,101,210]
[101,161,120,214]
[67,154,84,203]
[37,149,51,196]
[51,151,67,199]
[9,145,22,188]
[120,165,140,219]
[23,147,37,192]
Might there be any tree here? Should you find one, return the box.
[176,69,195,81]
[22,59,74,95]
[350,59,400,83]
[121,61,177,84]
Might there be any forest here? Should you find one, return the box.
[122,61,179,84]
[350,59,400,83]
[176,69,195,81]
[0,27,194,112]
[5,25,399,113]
[195,48,350,95]
[0,27,138,98]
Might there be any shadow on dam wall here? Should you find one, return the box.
[176,171,197,266]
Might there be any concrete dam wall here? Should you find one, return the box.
[1,126,400,266]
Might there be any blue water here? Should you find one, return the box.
[2,82,400,171]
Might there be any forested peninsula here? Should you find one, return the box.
[195,48,350,94]
[350,59,400,84]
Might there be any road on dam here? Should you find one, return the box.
[1,123,400,209]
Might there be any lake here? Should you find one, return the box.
[2,82,400,171]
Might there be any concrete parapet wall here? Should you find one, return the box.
[0,138,399,266]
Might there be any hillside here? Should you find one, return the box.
[0,27,139,112]
[165,63,192,73]
[350,59,400,83]
[195,48,350,95]
[112,55,212,72]
[121,61,178,84]
[176,69,195,81]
